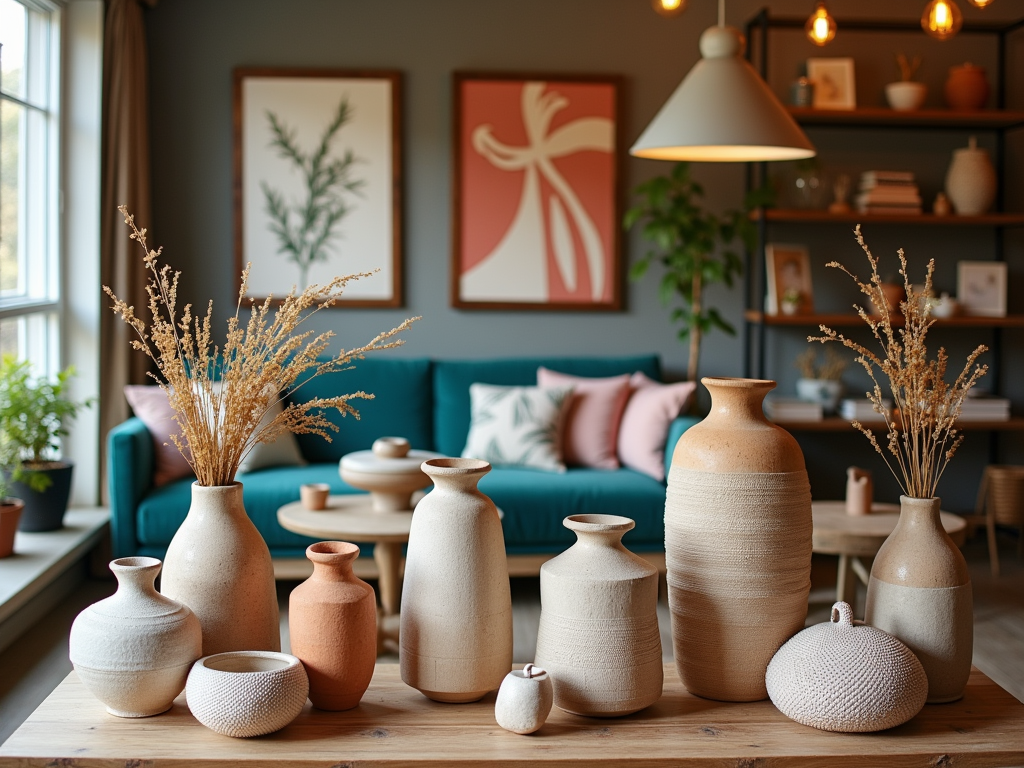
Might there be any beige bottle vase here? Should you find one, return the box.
[161,483,280,656]
[864,495,973,703]
[400,458,512,702]
[534,514,663,716]
[665,377,812,702]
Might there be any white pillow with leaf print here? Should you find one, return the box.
[462,383,574,473]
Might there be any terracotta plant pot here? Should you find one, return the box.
[0,499,23,558]
[289,541,377,710]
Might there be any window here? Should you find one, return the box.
[0,0,61,377]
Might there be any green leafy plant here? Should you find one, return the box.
[0,355,92,492]
[261,97,365,289]
[624,161,771,382]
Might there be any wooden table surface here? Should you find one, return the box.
[3,664,1024,766]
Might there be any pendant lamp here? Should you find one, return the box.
[630,22,815,162]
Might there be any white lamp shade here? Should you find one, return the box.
[630,26,816,162]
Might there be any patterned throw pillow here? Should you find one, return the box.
[462,384,573,472]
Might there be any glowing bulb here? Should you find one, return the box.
[922,0,963,40]
[967,0,994,6]
[651,0,687,18]
[805,3,837,46]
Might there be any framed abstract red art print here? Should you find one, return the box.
[452,72,622,311]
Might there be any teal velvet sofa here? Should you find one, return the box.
[107,355,697,566]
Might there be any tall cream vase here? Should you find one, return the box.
[665,377,812,702]
[400,458,512,703]
[864,495,972,703]
[161,483,280,655]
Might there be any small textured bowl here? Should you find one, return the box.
[766,602,927,732]
[186,651,309,737]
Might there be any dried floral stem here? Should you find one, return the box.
[105,206,418,487]
[808,225,987,499]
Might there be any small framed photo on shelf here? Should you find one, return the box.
[958,261,1007,317]
[807,58,856,110]
[766,244,814,316]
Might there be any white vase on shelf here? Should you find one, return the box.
[945,137,997,216]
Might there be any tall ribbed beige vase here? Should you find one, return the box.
[665,377,812,702]
[161,483,280,656]
[865,495,973,703]
[400,458,512,702]
[534,514,663,716]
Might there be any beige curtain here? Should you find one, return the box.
[99,0,154,500]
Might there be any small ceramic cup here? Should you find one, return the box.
[495,664,553,735]
[300,483,331,511]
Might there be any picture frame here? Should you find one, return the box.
[807,57,856,110]
[234,68,402,306]
[765,244,814,316]
[958,261,1007,317]
[451,72,623,311]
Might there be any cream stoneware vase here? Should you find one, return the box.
[665,377,813,702]
[70,556,202,717]
[534,514,663,716]
[945,136,997,216]
[400,458,512,702]
[161,483,280,656]
[864,495,973,703]
[289,541,377,710]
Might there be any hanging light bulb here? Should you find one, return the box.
[652,0,687,17]
[967,0,994,6]
[922,0,963,40]
[805,3,837,46]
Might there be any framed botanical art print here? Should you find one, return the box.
[765,244,814,315]
[452,72,623,310]
[807,57,856,110]
[958,260,1007,317]
[234,68,402,306]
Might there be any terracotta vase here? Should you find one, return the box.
[400,458,512,703]
[289,541,377,710]
[0,499,23,558]
[864,495,973,703]
[69,556,202,717]
[161,483,280,656]
[665,377,812,702]
[944,63,989,111]
[945,136,997,216]
[534,514,663,716]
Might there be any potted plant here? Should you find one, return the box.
[624,161,769,383]
[793,347,847,415]
[0,356,92,532]
[0,436,24,557]
[885,53,927,111]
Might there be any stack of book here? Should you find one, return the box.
[856,171,922,215]
[839,399,892,422]
[958,395,1011,422]
[764,397,823,422]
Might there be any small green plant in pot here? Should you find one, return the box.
[0,435,24,557]
[0,355,92,532]
[794,347,848,415]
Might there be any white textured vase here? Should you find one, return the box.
[945,136,997,216]
[70,556,202,717]
[400,458,512,703]
[865,496,973,703]
[534,514,663,716]
[161,483,280,656]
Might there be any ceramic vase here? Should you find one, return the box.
[864,496,973,703]
[0,499,23,558]
[945,137,997,216]
[845,467,873,517]
[885,81,926,111]
[289,541,377,710]
[161,483,280,656]
[665,377,813,702]
[400,458,512,703]
[534,514,663,716]
[944,63,989,111]
[69,556,202,717]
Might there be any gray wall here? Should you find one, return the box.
[144,0,1024,510]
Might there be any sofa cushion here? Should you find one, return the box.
[288,357,433,462]
[479,466,667,553]
[434,355,661,458]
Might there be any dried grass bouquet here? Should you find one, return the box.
[809,226,988,499]
[105,206,418,487]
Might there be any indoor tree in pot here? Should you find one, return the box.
[810,225,987,704]
[106,207,417,656]
[0,356,92,532]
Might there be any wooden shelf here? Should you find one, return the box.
[773,417,1024,432]
[745,310,1024,328]
[752,209,1024,227]
[788,106,1024,130]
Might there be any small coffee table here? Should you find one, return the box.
[811,500,967,613]
[277,495,414,652]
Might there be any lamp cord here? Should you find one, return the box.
[718,0,725,27]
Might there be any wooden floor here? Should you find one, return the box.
[1,529,1022,746]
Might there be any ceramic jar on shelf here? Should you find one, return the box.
[944,63,989,111]
[945,136,997,216]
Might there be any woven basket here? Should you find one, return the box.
[766,602,927,733]
[983,465,1024,527]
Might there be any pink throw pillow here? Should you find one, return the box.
[123,385,195,487]
[536,368,631,470]
[617,372,697,481]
